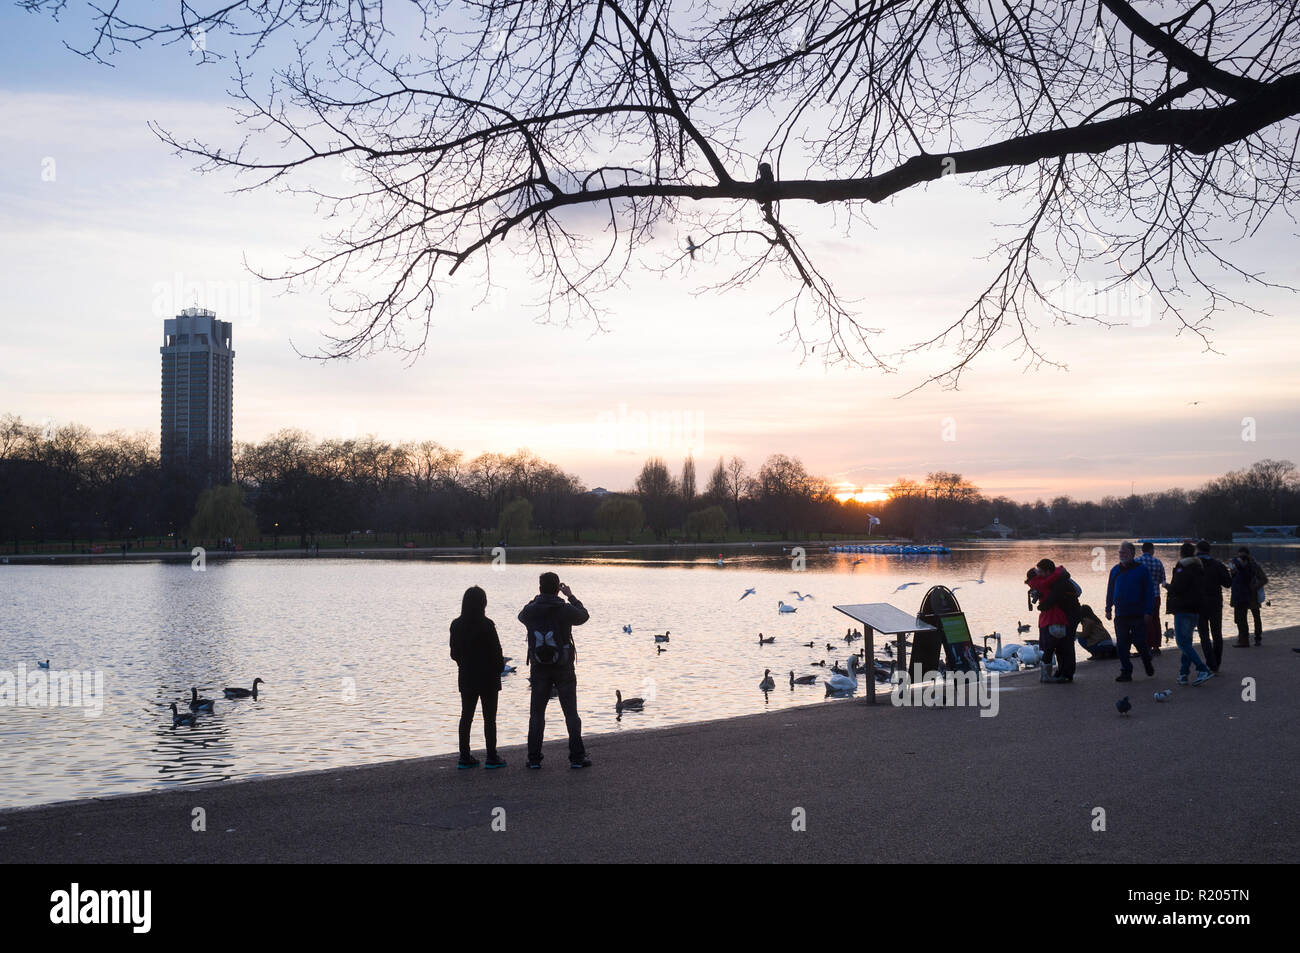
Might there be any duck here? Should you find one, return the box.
[758,633,775,645]
[809,659,827,667]
[826,642,837,652]
[802,641,815,648]
[759,669,776,691]
[825,657,859,694]
[653,632,671,643]
[37,660,50,670]
[189,687,215,712]
[1017,621,1031,634]
[615,689,644,712]
[789,671,818,686]
[777,601,797,613]
[170,702,197,727]
[656,644,667,654]
[223,678,264,699]
[622,624,632,634]
[831,660,850,676]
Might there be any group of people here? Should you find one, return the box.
[1023,541,1269,686]
[448,571,592,770]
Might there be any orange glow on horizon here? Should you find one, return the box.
[834,485,890,504]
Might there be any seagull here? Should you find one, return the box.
[739,588,756,600]
[1116,696,1132,716]
[686,235,700,259]
[788,591,815,601]
[894,582,922,593]
[223,678,264,699]
[965,561,990,585]
[615,690,645,712]
[759,669,776,691]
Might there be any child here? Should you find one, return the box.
[449,586,507,769]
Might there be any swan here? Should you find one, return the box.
[615,689,644,712]
[170,703,197,727]
[654,632,670,643]
[777,601,797,613]
[759,669,776,691]
[37,660,50,670]
[1017,621,1031,634]
[758,633,775,645]
[223,678,264,699]
[189,687,215,712]
[825,657,859,694]
[983,657,1017,672]
[1015,645,1043,666]
[789,671,818,686]
[987,632,1021,660]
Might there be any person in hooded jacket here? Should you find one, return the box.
[1165,542,1213,686]
[519,571,591,769]
[1194,539,1231,672]
[1229,548,1265,647]
[449,585,507,769]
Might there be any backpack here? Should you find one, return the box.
[1048,574,1083,623]
[528,605,573,665]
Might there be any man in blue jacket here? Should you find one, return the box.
[1105,542,1156,682]
[519,572,591,769]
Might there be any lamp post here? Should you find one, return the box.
[274,522,279,550]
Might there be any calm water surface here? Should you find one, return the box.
[2,541,1295,808]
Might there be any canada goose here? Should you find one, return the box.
[759,669,776,691]
[825,657,859,694]
[223,678,264,699]
[790,671,818,686]
[758,633,775,645]
[1017,621,1031,634]
[170,703,197,727]
[615,689,644,712]
[777,601,797,613]
[654,632,671,643]
[189,687,215,712]
[37,660,50,670]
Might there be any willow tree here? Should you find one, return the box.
[32,0,1300,384]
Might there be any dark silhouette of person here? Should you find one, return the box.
[519,571,590,769]
[449,586,506,769]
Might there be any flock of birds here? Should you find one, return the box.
[167,679,264,727]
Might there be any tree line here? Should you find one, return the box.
[1,414,1294,548]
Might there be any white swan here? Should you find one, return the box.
[777,601,797,613]
[983,657,1017,672]
[992,632,1022,660]
[825,657,859,694]
[1015,644,1043,666]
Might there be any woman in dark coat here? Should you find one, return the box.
[449,586,506,769]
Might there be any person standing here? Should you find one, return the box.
[1025,559,1072,682]
[1105,542,1155,682]
[520,572,591,769]
[1165,542,1213,686]
[1194,540,1231,672]
[1137,542,1167,656]
[1229,548,1265,647]
[449,586,506,769]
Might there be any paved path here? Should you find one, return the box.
[3,629,1297,863]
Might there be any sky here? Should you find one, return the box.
[2,4,1298,502]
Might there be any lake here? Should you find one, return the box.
[1,540,1295,808]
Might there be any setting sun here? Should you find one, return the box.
[834,485,891,504]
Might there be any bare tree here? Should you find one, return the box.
[30,0,1300,384]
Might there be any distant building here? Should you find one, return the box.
[588,487,611,497]
[977,517,1014,539]
[160,308,234,484]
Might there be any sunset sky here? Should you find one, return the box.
[3,7,1298,503]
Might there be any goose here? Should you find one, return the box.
[170,703,197,727]
[615,689,644,712]
[831,660,849,676]
[759,669,776,691]
[789,671,818,686]
[37,660,50,670]
[758,633,775,645]
[844,631,862,643]
[656,644,667,654]
[622,624,632,633]
[825,657,859,694]
[788,591,815,601]
[739,588,756,600]
[883,643,895,658]
[189,687,215,712]
[654,632,671,643]
[223,678,264,699]
[777,601,797,613]
[1017,621,1031,634]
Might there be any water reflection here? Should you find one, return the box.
[0,540,1295,808]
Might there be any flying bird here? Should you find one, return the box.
[739,588,757,600]
[788,591,815,601]
[893,582,923,593]
[1116,696,1132,716]
[686,236,700,259]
